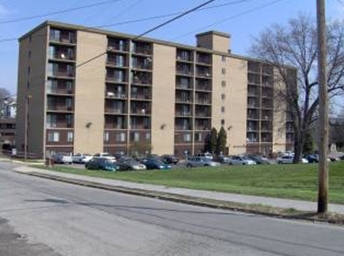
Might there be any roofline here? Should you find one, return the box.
[18,20,296,69]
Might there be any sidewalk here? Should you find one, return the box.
[13,165,344,215]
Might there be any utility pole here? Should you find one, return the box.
[316,0,329,214]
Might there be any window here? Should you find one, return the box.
[183,133,191,142]
[222,68,226,74]
[195,133,202,142]
[222,55,226,62]
[46,114,57,128]
[221,106,225,113]
[132,132,140,142]
[221,81,226,87]
[115,132,126,142]
[28,51,31,58]
[221,94,226,100]
[28,66,30,74]
[67,131,73,142]
[104,132,110,142]
[48,131,59,142]
[221,119,225,125]
[145,132,150,141]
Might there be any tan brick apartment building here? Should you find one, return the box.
[16,21,294,159]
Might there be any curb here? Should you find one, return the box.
[21,171,344,225]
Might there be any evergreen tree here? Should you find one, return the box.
[216,126,227,155]
[209,128,218,154]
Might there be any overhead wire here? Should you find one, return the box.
[171,0,286,41]
[0,0,124,25]
[77,0,216,68]
[0,0,259,43]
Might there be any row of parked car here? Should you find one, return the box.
[50,152,180,171]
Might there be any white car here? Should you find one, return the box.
[93,152,116,162]
[228,155,256,165]
[277,155,308,164]
[186,157,221,167]
[72,153,93,164]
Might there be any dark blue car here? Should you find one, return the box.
[142,158,171,170]
[85,157,119,171]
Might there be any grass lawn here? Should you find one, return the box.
[46,161,344,204]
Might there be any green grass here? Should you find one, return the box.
[44,162,344,204]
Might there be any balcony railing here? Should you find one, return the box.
[47,105,73,111]
[131,94,151,100]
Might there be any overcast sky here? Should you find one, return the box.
[0,0,342,94]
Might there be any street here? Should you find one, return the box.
[0,162,344,256]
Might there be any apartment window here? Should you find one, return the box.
[66,114,73,127]
[104,132,110,142]
[222,68,226,74]
[132,132,140,142]
[115,132,126,142]
[221,94,226,100]
[48,131,59,142]
[28,66,30,74]
[66,98,73,110]
[195,133,202,142]
[221,119,225,125]
[221,81,226,87]
[221,106,225,113]
[222,55,226,62]
[145,132,150,141]
[67,131,73,142]
[46,114,57,128]
[183,133,191,142]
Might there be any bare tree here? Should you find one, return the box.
[250,14,344,162]
[0,87,11,118]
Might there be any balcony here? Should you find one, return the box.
[108,38,129,52]
[175,111,192,117]
[49,49,75,61]
[196,53,211,65]
[105,107,126,115]
[195,98,211,105]
[131,108,151,115]
[176,50,193,62]
[47,105,73,112]
[132,42,152,55]
[50,29,76,45]
[106,55,127,68]
[105,92,126,99]
[131,93,151,100]
[176,64,193,76]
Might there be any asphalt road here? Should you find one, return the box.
[1,162,344,256]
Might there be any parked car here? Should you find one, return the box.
[161,154,180,164]
[117,158,147,171]
[186,156,221,167]
[141,158,171,170]
[85,157,119,171]
[305,154,319,163]
[227,155,256,165]
[51,152,73,164]
[72,153,92,164]
[93,152,116,162]
[196,152,213,160]
[247,155,270,164]
[277,155,308,164]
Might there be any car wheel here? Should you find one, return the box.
[186,164,192,168]
[278,161,282,164]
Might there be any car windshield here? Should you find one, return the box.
[102,153,111,157]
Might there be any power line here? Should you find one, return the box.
[0,0,257,43]
[0,0,124,25]
[172,0,285,41]
[77,0,216,68]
